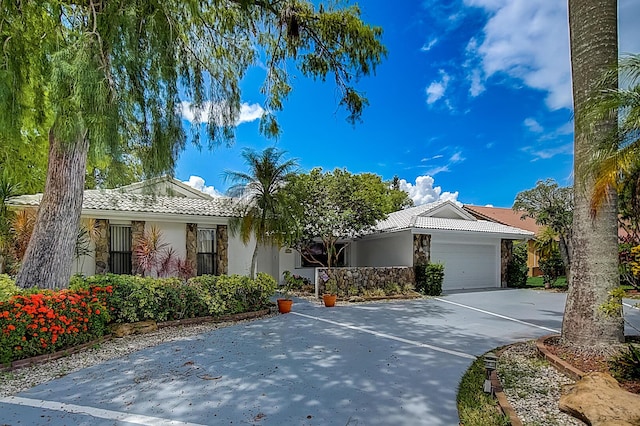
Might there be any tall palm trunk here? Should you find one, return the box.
[562,0,623,347]
[15,131,88,289]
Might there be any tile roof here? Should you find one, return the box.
[7,190,241,217]
[374,200,534,237]
[463,205,541,234]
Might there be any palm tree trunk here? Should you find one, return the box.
[562,0,623,347]
[250,243,258,280]
[15,131,88,289]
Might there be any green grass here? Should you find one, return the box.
[457,356,509,426]
[525,276,567,289]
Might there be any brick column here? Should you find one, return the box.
[216,225,228,275]
[186,223,198,277]
[94,219,110,274]
[501,239,513,287]
[413,234,431,266]
[131,221,145,275]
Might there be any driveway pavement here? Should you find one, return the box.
[2,289,640,426]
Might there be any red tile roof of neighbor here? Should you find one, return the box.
[463,205,542,235]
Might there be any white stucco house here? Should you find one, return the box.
[8,178,533,291]
[7,177,255,277]
[270,200,535,292]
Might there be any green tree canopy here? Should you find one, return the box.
[0,0,386,288]
[283,168,401,268]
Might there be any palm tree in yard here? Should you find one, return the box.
[225,147,298,278]
[562,0,623,348]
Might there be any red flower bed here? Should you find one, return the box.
[0,286,112,365]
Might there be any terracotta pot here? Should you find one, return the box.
[277,298,293,314]
[323,294,337,307]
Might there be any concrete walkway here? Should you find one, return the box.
[2,289,640,425]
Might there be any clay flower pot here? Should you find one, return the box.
[322,294,337,307]
[277,298,293,314]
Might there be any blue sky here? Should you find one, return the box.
[175,0,640,208]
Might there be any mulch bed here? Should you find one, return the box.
[543,335,640,394]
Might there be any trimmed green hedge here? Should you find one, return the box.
[414,263,445,296]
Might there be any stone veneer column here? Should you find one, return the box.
[501,239,513,287]
[186,223,198,277]
[413,234,431,266]
[216,225,228,275]
[131,221,145,274]
[94,219,110,274]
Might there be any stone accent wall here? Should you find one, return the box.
[501,239,513,287]
[94,219,110,274]
[316,267,415,296]
[413,234,431,266]
[131,220,145,274]
[186,223,197,277]
[216,224,228,275]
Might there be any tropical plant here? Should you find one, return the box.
[562,0,623,348]
[282,168,390,269]
[225,147,299,278]
[1,1,386,289]
[506,242,528,288]
[513,179,573,275]
[539,251,565,289]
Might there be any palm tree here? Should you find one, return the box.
[225,147,298,279]
[562,0,623,348]
[579,53,640,213]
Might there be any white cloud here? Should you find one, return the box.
[182,175,222,197]
[523,143,573,161]
[468,68,485,97]
[449,152,465,163]
[426,71,451,105]
[464,0,572,110]
[180,101,264,125]
[421,38,439,52]
[399,175,461,206]
[524,118,544,133]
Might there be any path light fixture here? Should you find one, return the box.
[483,352,498,394]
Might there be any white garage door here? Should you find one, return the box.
[430,242,498,291]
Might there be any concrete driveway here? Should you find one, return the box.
[2,289,640,426]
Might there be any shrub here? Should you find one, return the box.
[0,287,111,365]
[609,344,640,381]
[506,243,528,288]
[539,251,565,288]
[415,263,445,296]
[0,274,18,302]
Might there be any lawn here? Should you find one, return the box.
[525,276,567,289]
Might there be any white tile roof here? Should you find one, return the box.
[374,200,534,237]
[8,190,241,217]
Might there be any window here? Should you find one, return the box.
[109,225,132,275]
[301,242,346,268]
[197,228,216,275]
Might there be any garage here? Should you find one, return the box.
[430,241,499,291]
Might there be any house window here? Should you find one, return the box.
[301,242,346,268]
[197,228,216,275]
[109,225,132,275]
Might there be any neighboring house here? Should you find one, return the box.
[7,177,254,277]
[463,205,542,277]
[273,200,534,292]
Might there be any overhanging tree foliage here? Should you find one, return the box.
[0,0,386,288]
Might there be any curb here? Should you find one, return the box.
[1,309,272,373]
[493,347,524,426]
[535,334,584,381]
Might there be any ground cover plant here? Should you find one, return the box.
[1,273,276,365]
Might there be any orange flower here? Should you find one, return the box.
[95,309,101,315]
[7,324,16,331]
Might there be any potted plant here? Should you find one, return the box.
[278,271,297,313]
[323,277,338,307]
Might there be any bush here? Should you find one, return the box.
[506,243,528,288]
[539,251,565,288]
[0,274,18,302]
[0,287,111,365]
[415,263,445,296]
[188,273,275,316]
[609,344,640,381]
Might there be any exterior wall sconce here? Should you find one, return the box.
[483,352,498,394]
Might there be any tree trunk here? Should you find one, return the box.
[15,131,88,289]
[250,242,258,280]
[562,0,623,347]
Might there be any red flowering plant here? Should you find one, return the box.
[0,286,112,365]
